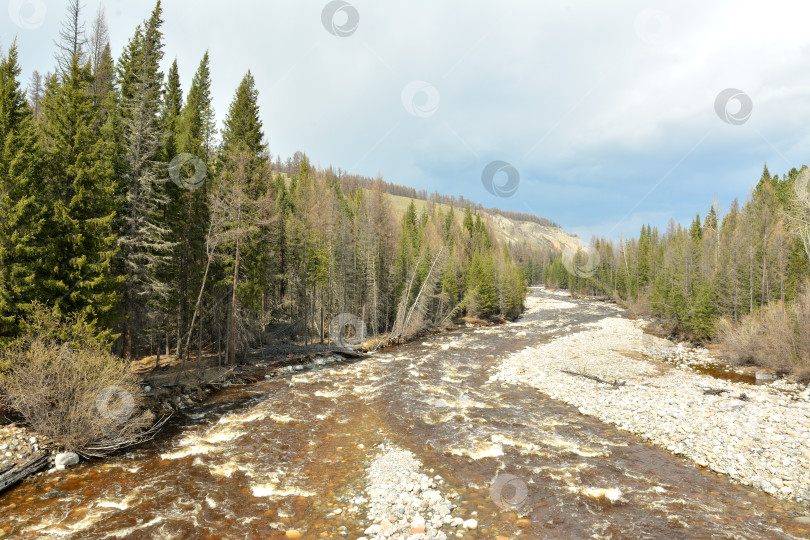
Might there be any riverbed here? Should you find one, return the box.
[0,287,808,539]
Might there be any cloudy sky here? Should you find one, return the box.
[4,0,810,241]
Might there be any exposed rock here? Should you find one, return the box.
[491,295,810,503]
[359,444,454,539]
[54,452,79,470]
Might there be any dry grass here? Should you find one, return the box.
[717,288,810,381]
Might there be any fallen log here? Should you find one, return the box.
[560,369,626,387]
[0,452,50,494]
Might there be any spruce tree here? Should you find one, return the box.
[160,58,182,161]
[116,1,175,357]
[170,53,217,356]
[91,43,115,110]
[178,52,216,158]
[39,54,121,330]
[222,70,264,157]
[218,71,269,362]
[0,43,48,341]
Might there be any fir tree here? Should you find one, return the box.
[116,1,175,357]
[222,71,264,157]
[178,52,216,159]
[160,58,182,161]
[0,43,49,341]
[217,72,269,362]
[39,54,121,330]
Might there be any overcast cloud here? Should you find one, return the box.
[4,0,810,241]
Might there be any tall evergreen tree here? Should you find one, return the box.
[0,43,49,341]
[178,52,216,158]
[160,58,182,161]
[170,53,216,356]
[115,1,175,357]
[217,71,269,363]
[222,70,264,156]
[38,55,121,330]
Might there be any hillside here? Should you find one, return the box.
[385,193,581,253]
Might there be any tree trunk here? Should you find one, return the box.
[230,231,240,367]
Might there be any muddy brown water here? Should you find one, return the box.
[1,288,808,539]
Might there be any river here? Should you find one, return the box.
[0,288,807,539]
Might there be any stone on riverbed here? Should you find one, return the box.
[54,452,79,470]
[760,480,777,495]
[410,515,426,534]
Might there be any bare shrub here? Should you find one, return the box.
[0,305,159,457]
[626,290,654,318]
[718,287,810,377]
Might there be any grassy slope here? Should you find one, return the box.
[270,173,580,253]
[385,193,581,252]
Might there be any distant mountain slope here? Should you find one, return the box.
[385,193,581,253]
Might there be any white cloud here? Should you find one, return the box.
[5,0,810,240]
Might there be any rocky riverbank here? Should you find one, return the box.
[493,290,810,507]
[0,350,357,494]
[355,444,480,540]
[0,426,39,473]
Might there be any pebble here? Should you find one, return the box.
[358,444,456,540]
[492,298,810,503]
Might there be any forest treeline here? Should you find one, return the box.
[270,160,560,229]
[0,1,532,365]
[545,164,810,376]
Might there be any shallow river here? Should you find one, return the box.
[1,288,808,539]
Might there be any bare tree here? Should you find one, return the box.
[88,5,109,90]
[54,0,87,72]
[786,167,810,262]
[390,247,445,340]
[27,70,43,122]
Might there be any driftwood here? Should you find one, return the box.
[252,343,365,360]
[703,388,728,396]
[79,414,172,459]
[560,370,626,387]
[0,452,50,494]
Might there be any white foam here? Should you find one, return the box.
[581,487,623,502]
[448,442,504,459]
[250,483,315,498]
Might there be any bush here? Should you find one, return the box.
[718,287,810,380]
[0,304,156,457]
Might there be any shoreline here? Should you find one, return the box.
[0,316,507,495]
[493,288,810,510]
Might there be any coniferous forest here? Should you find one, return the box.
[545,164,810,376]
[0,0,529,365]
[4,4,810,535]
